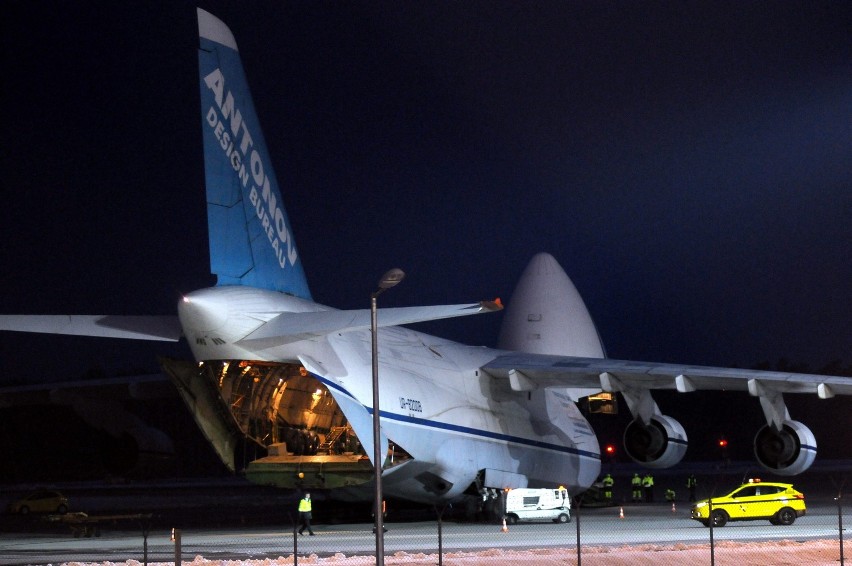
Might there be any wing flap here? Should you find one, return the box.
[0,315,182,341]
[483,353,852,396]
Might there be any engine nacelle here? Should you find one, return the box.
[754,420,817,476]
[623,415,688,468]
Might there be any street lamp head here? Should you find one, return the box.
[378,268,405,290]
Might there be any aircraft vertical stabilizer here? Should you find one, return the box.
[498,252,605,358]
[197,8,311,299]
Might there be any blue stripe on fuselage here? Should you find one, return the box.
[314,374,601,462]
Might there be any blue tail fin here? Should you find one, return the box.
[197,8,311,300]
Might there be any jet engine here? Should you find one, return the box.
[623,415,687,468]
[753,419,817,475]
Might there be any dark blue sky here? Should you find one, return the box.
[2,1,850,383]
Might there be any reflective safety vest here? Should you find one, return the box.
[631,475,642,487]
[602,475,614,487]
[642,475,654,487]
[298,498,312,512]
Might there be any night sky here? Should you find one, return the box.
[2,1,850,389]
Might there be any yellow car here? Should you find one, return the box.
[691,479,806,527]
[6,489,69,515]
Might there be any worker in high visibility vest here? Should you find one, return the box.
[642,474,655,503]
[687,474,698,502]
[602,473,614,503]
[298,493,315,535]
[631,473,643,502]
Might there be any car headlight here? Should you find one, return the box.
[694,501,707,509]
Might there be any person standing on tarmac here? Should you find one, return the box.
[687,474,698,502]
[372,499,388,534]
[602,473,614,503]
[631,473,643,503]
[642,473,655,503]
[298,493,315,535]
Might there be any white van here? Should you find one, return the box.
[504,487,571,524]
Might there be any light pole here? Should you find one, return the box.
[371,268,404,566]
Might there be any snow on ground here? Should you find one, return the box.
[62,539,845,566]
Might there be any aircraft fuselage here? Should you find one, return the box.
[178,286,601,503]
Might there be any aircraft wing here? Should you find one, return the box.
[238,301,502,348]
[482,353,852,398]
[0,315,182,341]
[0,374,175,407]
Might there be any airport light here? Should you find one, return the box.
[605,443,616,473]
[371,268,404,566]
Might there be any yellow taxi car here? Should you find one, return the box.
[691,479,806,527]
[6,489,69,515]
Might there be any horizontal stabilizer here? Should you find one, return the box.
[0,315,182,341]
[238,301,502,348]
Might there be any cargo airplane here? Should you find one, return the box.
[1,8,850,506]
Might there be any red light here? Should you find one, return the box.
[605,444,616,454]
[718,439,728,448]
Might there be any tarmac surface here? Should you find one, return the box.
[1,462,849,564]
[1,495,848,564]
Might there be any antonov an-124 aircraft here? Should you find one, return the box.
[2,9,850,505]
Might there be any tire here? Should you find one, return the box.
[556,513,570,524]
[775,507,796,526]
[506,514,519,525]
[710,509,728,527]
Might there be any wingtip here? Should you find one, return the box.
[480,298,504,312]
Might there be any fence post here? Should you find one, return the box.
[708,497,715,566]
[290,512,298,566]
[140,517,150,566]
[434,504,447,566]
[837,489,844,566]
[574,493,583,566]
[171,528,181,566]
